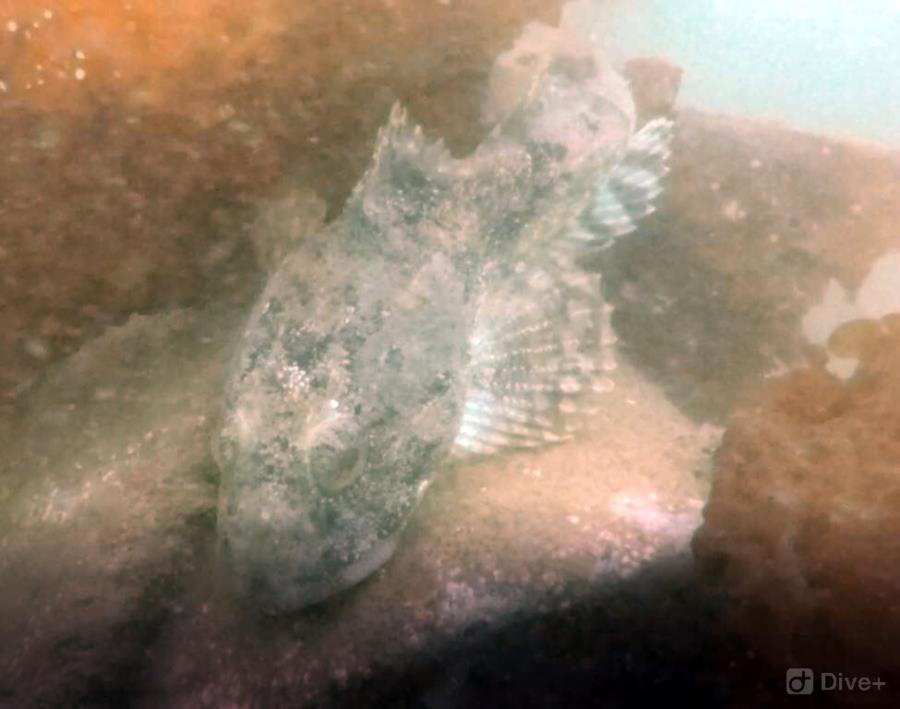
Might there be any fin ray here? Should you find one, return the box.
[453,118,673,459]
[576,116,673,249]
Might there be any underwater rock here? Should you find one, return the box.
[214,6,678,612]
[622,57,683,125]
[0,0,567,413]
[0,307,240,707]
[249,183,328,275]
[139,358,714,708]
[0,20,715,701]
[2,6,898,706]
[693,316,900,705]
[0,261,714,708]
[599,109,900,422]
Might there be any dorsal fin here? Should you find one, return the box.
[343,103,457,233]
[577,117,673,249]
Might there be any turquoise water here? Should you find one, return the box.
[613,0,900,147]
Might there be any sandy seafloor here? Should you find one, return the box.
[0,297,719,706]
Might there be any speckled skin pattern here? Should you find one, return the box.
[215,17,637,612]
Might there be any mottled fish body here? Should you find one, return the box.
[215,12,673,611]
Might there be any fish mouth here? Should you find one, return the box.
[239,533,402,613]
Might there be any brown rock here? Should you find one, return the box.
[0,307,241,707]
[601,109,900,422]
[0,311,714,706]
[0,0,567,408]
[623,57,683,125]
[693,316,900,706]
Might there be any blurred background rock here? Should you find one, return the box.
[0,0,566,425]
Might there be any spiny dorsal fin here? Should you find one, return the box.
[344,103,457,228]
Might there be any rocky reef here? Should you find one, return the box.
[600,107,900,423]
[0,0,567,422]
[694,314,900,707]
[0,300,716,707]
[1,3,899,706]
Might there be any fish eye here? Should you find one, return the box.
[309,444,365,495]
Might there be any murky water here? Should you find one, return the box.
[614,0,900,147]
[1,1,898,707]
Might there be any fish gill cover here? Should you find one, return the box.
[214,1,674,612]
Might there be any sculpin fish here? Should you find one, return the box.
[214,14,673,612]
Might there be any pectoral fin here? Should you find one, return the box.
[453,258,616,457]
[578,117,673,249]
[453,117,672,458]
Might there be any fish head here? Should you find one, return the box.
[215,258,467,611]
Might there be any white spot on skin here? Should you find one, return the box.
[592,377,614,393]
[43,10,53,20]
[74,68,86,81]
[721,200,746,221]
[328,399,339,410]
[6,20,18,32]
[74,50,86,60]
[23,337,50,360]
[559,376,581,394]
